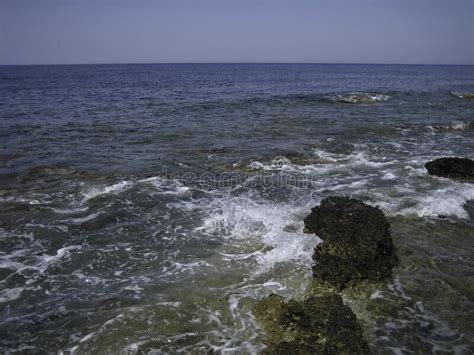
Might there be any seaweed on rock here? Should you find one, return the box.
[254,293,370,354]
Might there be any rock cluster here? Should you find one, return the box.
[254,196,399,354]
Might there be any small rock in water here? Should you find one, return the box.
[254,293,370,354]
[451,91,474,99]
[304,196,398,289]
[425,157,474,182]
[337,93,388,104]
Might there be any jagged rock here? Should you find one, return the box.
[425,157,474,181]
[304,196,398,289]
[254,293,370,354]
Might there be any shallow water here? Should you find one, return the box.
[0,64,473,353]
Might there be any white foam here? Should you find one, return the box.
[256,232,318,272]
[36,246,82,273]
[370,290,385,300]
[0,287,24,303]
[0,196,43,205]
[82,181,133,201]
[1,245,82,283]
[50,206,89,214]
[381,172,397,180]
[450,91,474,99]
[197,193,320,272]
[139,176,191,197]
[66,212,102,224]
[449,121,469,130]
[326,92,390,104]
[313,149,344,162]
[397,184,474,219]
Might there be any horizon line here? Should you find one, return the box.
[1,61,473,67]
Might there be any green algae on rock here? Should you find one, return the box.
[254,293,370,354]
[260,341,322,355]
[304,196,398,289]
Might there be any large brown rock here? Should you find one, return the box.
[304,196,398,289]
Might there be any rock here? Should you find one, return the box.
[334,93,389,104]
[425,157,474,181]
[451,91,474,99]
[254,293,370,354]
[260,341,317,355]
[304,196,398,289]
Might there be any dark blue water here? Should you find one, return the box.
[0,64,473,353]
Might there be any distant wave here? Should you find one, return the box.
[323,92,390,104]
[450,91,474,99]
[138,90,474,113]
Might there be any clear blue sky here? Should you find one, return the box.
[1,0,473,65]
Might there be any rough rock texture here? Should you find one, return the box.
[260,341,319,355]
[304,196,398,289]
[425,157,474,181]
[254,293,370,354]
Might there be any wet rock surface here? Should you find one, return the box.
[304,196,398,289]
[425,157,474,181]
[254,293,370,354]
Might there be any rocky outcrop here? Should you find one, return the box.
[425,157,474,182]
[327,93,389,104]
[254,196,400,353]
[451,91,474,99]
[304,196,398,289]
[254,293,370,354]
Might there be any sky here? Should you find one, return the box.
[0,0,473,65]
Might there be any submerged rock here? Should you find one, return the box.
[451,91,474,99]
[254,293,370,354]
[425,157,474,181]
[304,196,398,289]
[328,93,389,104]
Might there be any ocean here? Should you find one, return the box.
[0,63,473,353]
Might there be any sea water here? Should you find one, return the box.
[0,64,473,353]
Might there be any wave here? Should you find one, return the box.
[240,145,474,220]
[436,120,472,131]
[129,89,474,114]
[82,180,133,202]
[195,191,320,273]
[324,92,390,104]
[450,91,474,99]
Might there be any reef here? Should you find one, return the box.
[304,196,398,289]
[254,293,370,354]
[451,91,474,99]
[328,93,389,104]
[425,157,474,182]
